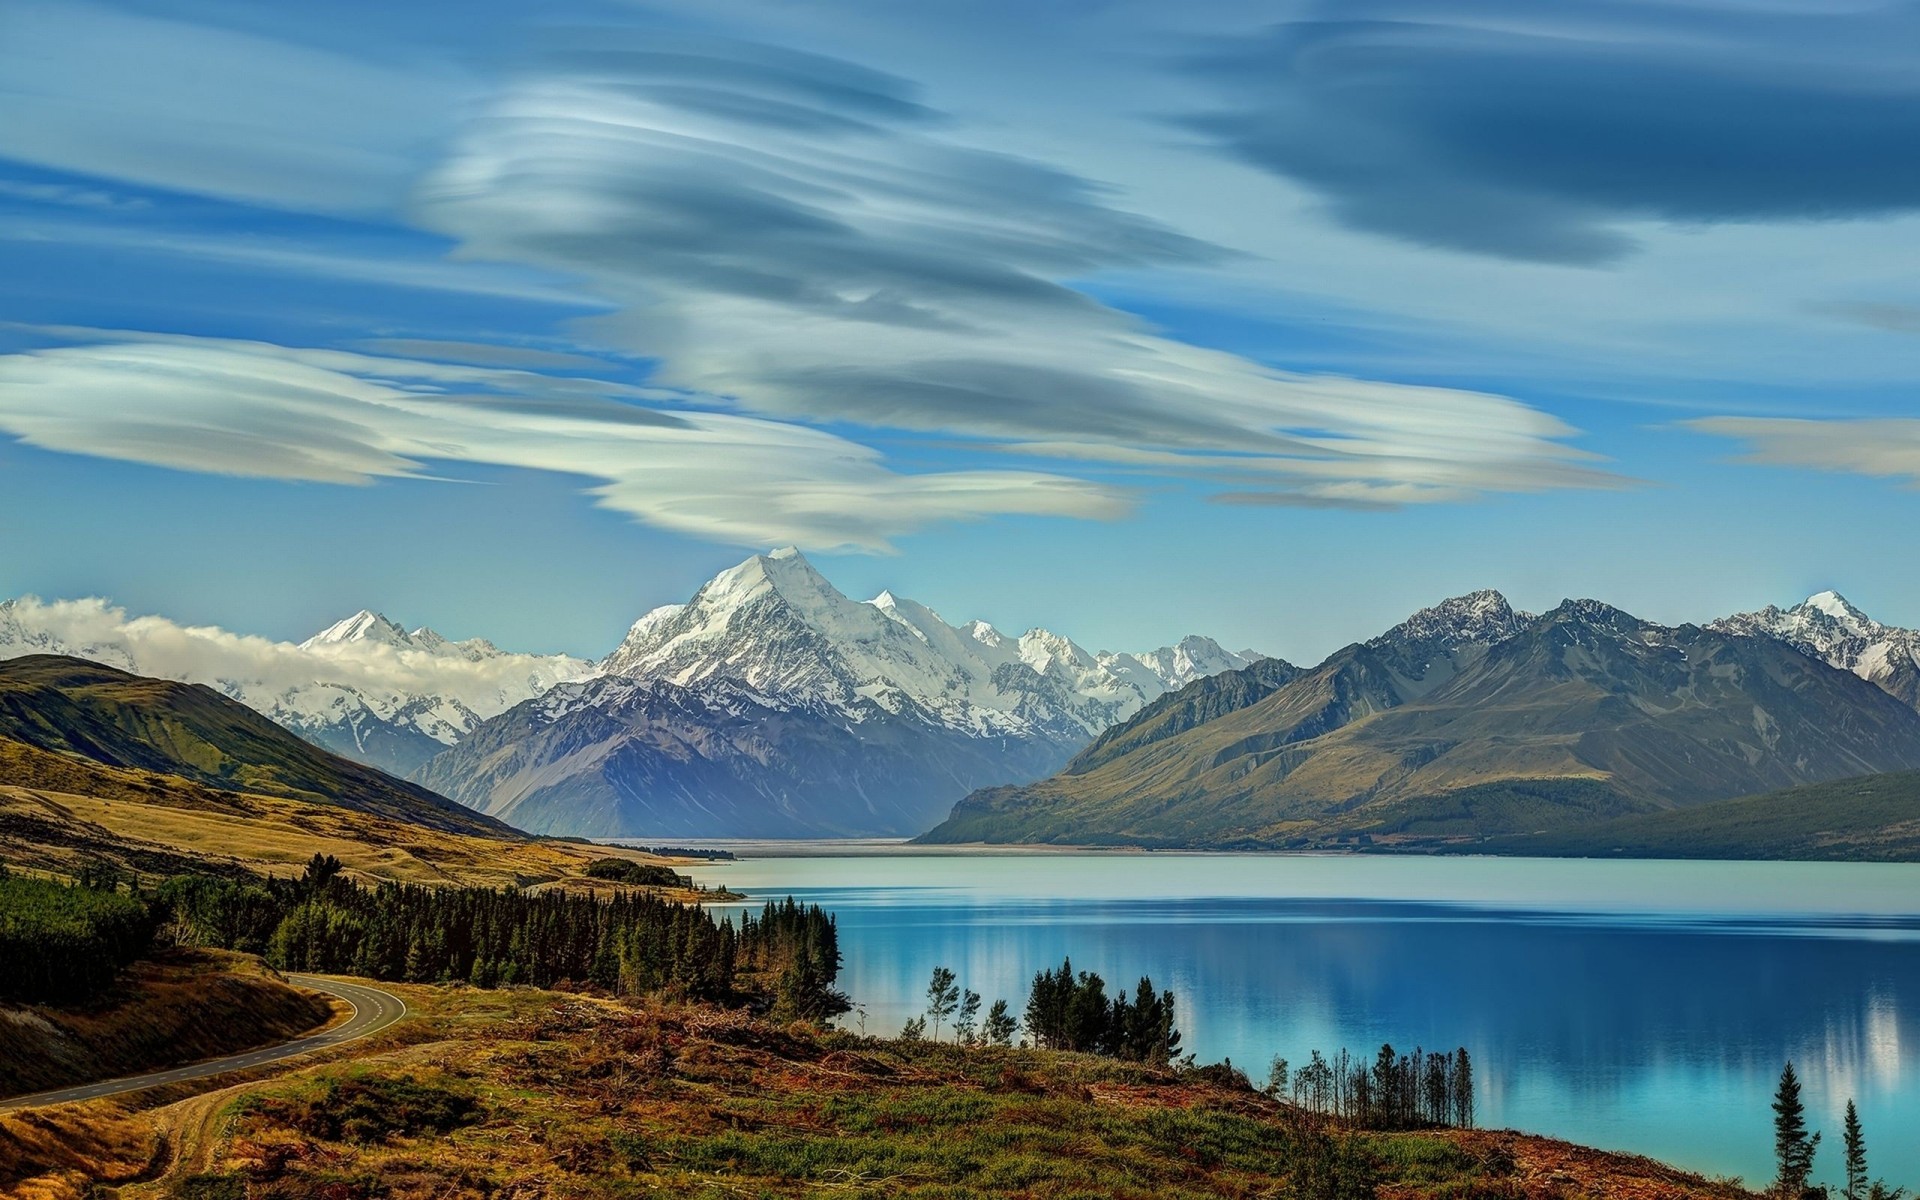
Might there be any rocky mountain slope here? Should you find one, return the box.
[0,654,511,836]
[419,549,1269,837]
[920,593,1920,848]
[0,598,594,776]
[1712,591,1920,711]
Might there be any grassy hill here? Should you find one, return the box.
[0,655,506,837]
[0,734,702,892]
[1479,769,1920,861]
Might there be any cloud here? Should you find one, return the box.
[1690,417,1920,486]
[1181,1,1920,264]
[412,31,1614,506]
[0,596,594,727]
[0,178,149,210]
[355,339,620,371]
[1820,302,1920,338]
[0,336,1127,550]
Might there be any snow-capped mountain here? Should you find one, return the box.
[1712,591,1920,711]
[601,547,1262,741]
[0,597,595,775]
[422,548,1266,837]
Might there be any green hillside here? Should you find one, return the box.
[0,655,510,837]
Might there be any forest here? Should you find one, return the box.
[0,854,845,1018]
[0,864,155,1004]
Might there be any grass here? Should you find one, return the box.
[0,977,1762,1200]
[1,989,1739,1200]
[0,735,715,896]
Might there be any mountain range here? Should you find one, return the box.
[0,597,592,776]
[1,550,1263,838]
[6,559,1920,845]
[416,548,1266,837]
[920,590,1920,848]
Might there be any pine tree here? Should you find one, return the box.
[1772,1062,1820,1199]
[983,999,1017,1047]
[955,988,982,1045]
[1451,1047,1475,1129]
[925,966,960,1041]
[1843,1100,1867,1200]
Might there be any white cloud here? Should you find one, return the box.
[0,596,593,735]
[1690,417,1920,486]
[0,336,1126,550]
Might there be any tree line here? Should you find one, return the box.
[0,853,844,1018]
[895,958,1181,1065]
[0,865,155,1004]
[160,855,846,1017]
[1268,1045,1475,1131]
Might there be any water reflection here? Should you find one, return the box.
[684,855,1920,1186]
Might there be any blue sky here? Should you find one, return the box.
[2,0,1918,663]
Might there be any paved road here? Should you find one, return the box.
[0,975,407,1112]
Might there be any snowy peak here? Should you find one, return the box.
[695,546,844,619]
[1374,589,1532,652]
[599,549,1265,740]
[0,596,597,774]
[1125,635,1263,689]
[1804,590,1873,628]
[1712,591,1920,711]
[303,609,414,649]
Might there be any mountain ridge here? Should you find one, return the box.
[919,591,1920,849]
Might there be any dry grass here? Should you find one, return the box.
[0,983,1756,1200]
[0,740,707,897]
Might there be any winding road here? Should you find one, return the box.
[0,975,407,1112]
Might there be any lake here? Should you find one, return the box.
[679,850,1920,1188]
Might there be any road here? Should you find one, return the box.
[0,975,407,1112]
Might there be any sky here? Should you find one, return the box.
[2,0,1919,664]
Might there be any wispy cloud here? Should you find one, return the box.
[414,32,1615,508]
[1690,417,1920,487]
[1180,0,1920,264]
[0,336,1127,550]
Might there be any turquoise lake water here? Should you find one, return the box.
[679,850,1920,1188]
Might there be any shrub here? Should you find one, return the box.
[583,858,689,888]
[257,1074,485,1145]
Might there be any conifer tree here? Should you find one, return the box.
[1843,1100,1867,1200]
[1772,1062,1820,1199]
[925,966,960,1041]
[983,999,1017,1047]
[955,988,982,1045]
[1449,1047,1474,1129]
